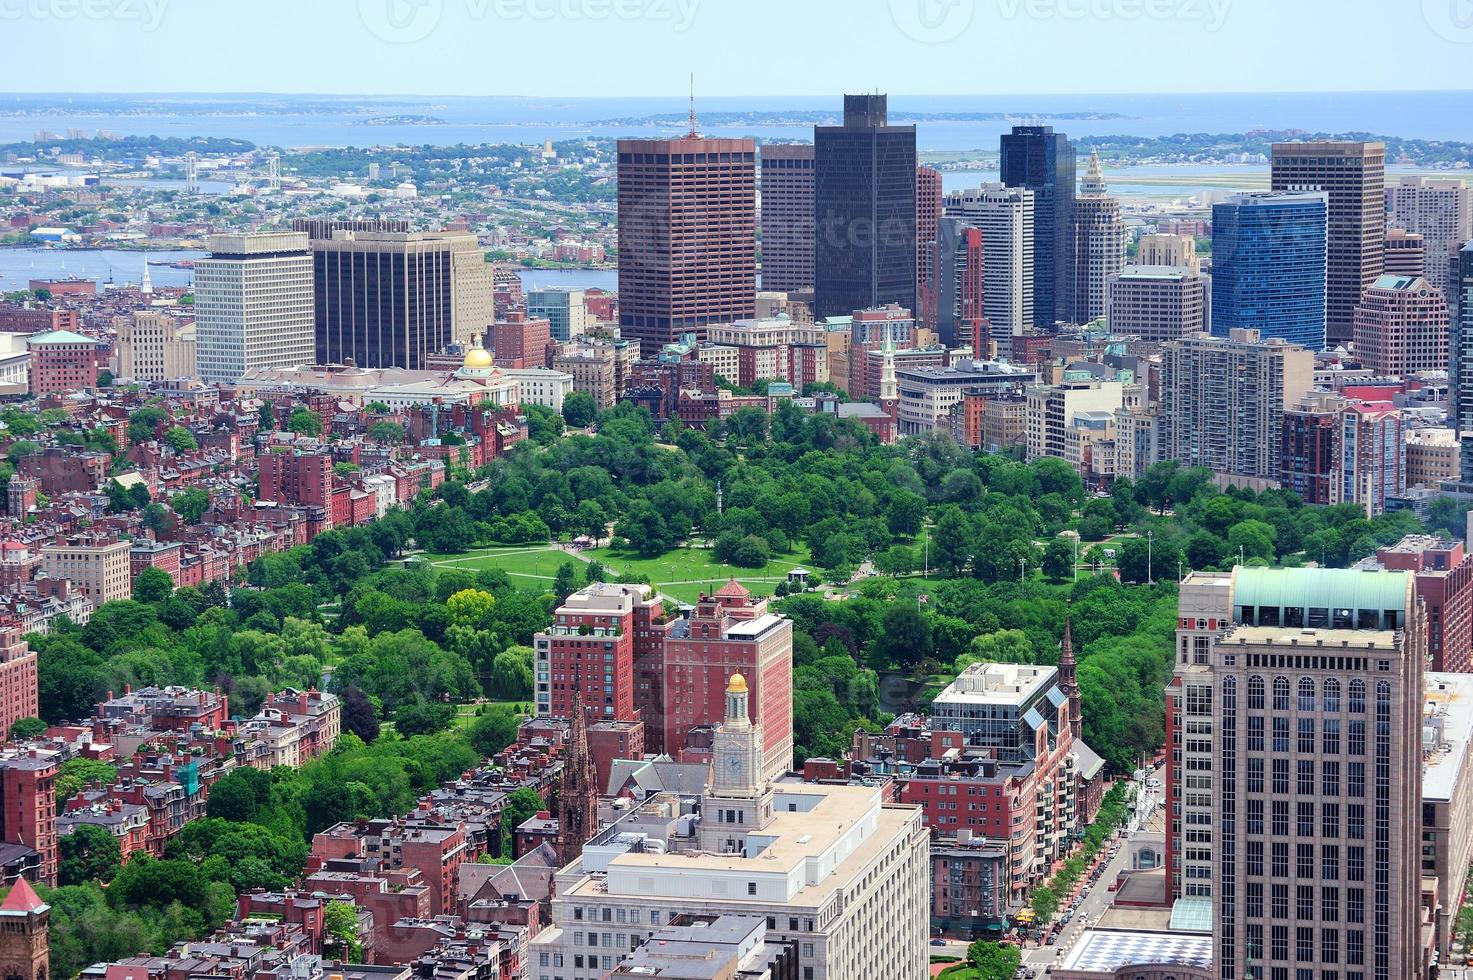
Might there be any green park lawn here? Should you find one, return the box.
[582,544,813,604]
[453,701,530,729]
[420,542,814,605]
[423,545,585,582]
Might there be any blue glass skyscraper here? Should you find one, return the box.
[1211,191,1329,350]
[1000,125,1074,328]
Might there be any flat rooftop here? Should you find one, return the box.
[1059,928,1212,972]
[1423,672,1473,803]
[934,662,1056,706]
[1222,626,1401,651]
[563,783,916,911]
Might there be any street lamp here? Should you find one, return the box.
[1019,557,1027,583]
[1146,530,1154,585]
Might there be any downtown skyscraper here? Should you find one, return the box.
[616,133,757,354]
[758,143,815,294]
[1211,190,1329,349]
[1067,150,1125,325]
[813,94,917,319]
[1272,141,1386,345]
[1000,124,1075,327]
[1453,243,1473,482]
[309,230,492,369]
[194,232,314,384]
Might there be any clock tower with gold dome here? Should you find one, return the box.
[700,673,774,854]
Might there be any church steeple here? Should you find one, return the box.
[1059,615,1081,735]
[556,694,598,868]
[879,325,898,419]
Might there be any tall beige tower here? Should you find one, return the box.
[1210,568,1425,980]
[1068,150,1126,324]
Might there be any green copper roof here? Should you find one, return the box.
[27,330,96,346]
[1234,566,1411,616]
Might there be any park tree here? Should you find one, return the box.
[489,647,534,700]
[1043,535,1075,581]
[561,391,597,428]
[338,685,379,743]
[967,940,1022,980]
[446,589,496,629]
[469,705,521,757]
[133,566,175,603]
[392,699,456,738]
[868,604,933,670]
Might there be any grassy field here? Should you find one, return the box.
[453,701,530,729]
[583,544,813,604]
[423,545,586,583]
[420,543,814,604]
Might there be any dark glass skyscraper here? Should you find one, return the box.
[1453,242,1473,481]
[1000,125,1075,327]
[813,94,917,319]
[1210,191,1328,350]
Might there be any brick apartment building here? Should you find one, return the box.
[0,624,37,743]
[27,329,98,396]
[491,312,551,369]
[660,581,793,784]
[0,749,57,885]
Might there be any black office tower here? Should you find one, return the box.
[1000,125,1075,327]
[814,94,917,319]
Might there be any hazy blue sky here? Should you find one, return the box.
[5,0,1473,96]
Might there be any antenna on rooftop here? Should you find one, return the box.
[686,73,698,139]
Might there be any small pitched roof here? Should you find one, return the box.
[0,876,46,913]
[27,330,96,347]
[713,579,751,599]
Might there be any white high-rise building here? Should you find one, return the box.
[943,184,1034,357]
[1388,176,1473,296]
[194,232,314,384]
[530,674,930,980]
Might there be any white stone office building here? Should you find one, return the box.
[194,233,314,384]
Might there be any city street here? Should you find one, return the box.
[1020,779,1159,973]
